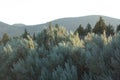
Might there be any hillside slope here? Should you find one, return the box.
[0,15,120,37]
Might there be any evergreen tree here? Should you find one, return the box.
[22,28,30,39]
[85,23,92,35]
[116,24,120,32]
[74,24,85,36]
[2,33,9,44]
[33,32,36,40]
[106,24,114,36]
[93,17,106,34]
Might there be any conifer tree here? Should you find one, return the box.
[74,24,85,36]
[33,32,36,40]
[22,28,30,39]
[85,23,92,35]
[116,24,120,33]
[93,17,106,34]
[106,24,114,36]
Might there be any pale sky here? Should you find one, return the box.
[0,0,120,25]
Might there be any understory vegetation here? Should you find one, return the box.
[0,17,120,80]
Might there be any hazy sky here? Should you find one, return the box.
[0,0,119,25]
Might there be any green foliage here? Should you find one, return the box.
[33,32,36,40]
[93,17,107,34]
[75,24,85,36]
[22,28,30,39]
[106,24,114,36]
[116,24,120,32]
[52,63,78,80]
[36,25,69,50]
[0,37,36,79]
[0,24,120,80]
[85,23,92,35]
[1,33,10,44]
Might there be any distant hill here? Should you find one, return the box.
[0,15,120,38]
[48,15,120,31]
[12,24,26,27]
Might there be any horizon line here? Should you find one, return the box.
[0,15,120,26]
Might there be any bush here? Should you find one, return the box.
[0,26,120,80]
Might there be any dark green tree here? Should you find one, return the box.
[106,24,114,36]
[33,32,36,40]
[2,33,9,44]
[85,23,92,35]
[93,17,106,34]
[22,28,30,39]
[116,24,120,33]
[74,24,85,36]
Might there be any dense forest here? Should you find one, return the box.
[0,17,120,80]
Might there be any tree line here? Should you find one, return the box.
[75,16,120,37]
[1,16,120,45]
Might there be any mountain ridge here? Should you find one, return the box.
[0,15,120,38]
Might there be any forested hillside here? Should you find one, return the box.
[0,17,120,80]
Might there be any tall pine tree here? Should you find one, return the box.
[85,23,92,35]
[74,24,85,36]
[93,17,106,34]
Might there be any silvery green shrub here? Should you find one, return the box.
[0,26,120,80]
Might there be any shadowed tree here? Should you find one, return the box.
[33,32,36,40]
[22,28,30,39]
[116,24,120,33]
[93,17,107,34]
[85,23,92,35]
[106,24,114,36]
[74,24,85,36]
